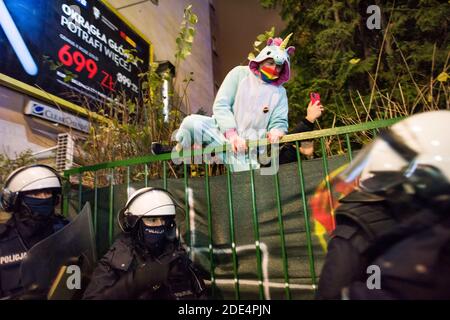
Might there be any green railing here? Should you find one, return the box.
[62,117,402,299]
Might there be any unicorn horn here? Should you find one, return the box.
[279,33,293,50]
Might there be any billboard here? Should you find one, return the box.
[0,0,151,112]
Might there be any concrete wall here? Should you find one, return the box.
[109,0,215,114]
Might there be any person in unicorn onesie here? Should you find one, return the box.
[160,33,321,171]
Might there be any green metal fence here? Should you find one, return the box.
[62,117,402,299]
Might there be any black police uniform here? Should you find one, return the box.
[0,211,68,299]
[317,190,450,299]
[83,234,207,300]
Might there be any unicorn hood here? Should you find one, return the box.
[249,33,296,86]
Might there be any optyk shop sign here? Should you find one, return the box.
[24,100,90,133]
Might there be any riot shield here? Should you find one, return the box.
[20,202,97,299]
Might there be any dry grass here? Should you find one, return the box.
[322,31,450,157]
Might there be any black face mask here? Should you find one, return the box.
[22,196,55,218]
[14,197,55,247]
[138,217,177,256]
[141,223,167,255]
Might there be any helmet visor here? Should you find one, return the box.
[339,129,418,192]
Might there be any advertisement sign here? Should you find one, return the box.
[0,0,151,110]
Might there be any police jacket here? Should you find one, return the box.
[83,234,207,300]
[0,213,68,299]
[345,205,450,299]
[316,190,393,299]
[317,190,450,299]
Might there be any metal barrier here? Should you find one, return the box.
[63,117,402,299]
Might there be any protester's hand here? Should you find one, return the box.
[225,129,247,153]
[267,129,285,144]
[299,141,314,157]
[306,101,324,123]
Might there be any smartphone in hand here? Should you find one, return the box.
[310,92,320,105]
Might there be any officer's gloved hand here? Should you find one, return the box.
[132,253,180,293]
[167,254,189,279]
[17,284,48,300]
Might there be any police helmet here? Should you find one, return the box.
[1,164,62,212]
[118,187,181,232]
[341,110,450,198]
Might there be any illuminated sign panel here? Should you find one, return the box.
[0,0,150,109]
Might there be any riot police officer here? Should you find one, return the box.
[0,164,68,299]
[317,111,450,300]
[83,187,207,300]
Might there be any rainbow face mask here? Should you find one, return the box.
[249,33,295,86]
[259,64,280,83]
